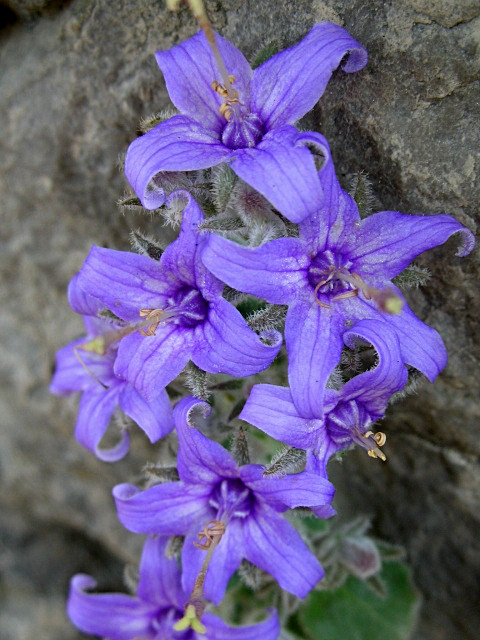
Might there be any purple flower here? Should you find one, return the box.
[50,277,174,462]
[113,396,334,603]
[68,536,280,639]
[240,320,408,479]
[75,191,281,401]
[125,23,367,222]
[202,149,475,418]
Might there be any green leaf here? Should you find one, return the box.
[297,562,419,640]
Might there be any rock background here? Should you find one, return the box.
[0,0,478,638]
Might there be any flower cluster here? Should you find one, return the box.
[52,14,474,640]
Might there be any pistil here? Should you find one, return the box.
[167,0,237,106]
[354,429,387,461]
[173,520,226,635]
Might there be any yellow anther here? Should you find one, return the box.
[384,296,404,315]
[228,74,235,84]
[367,449,378,459]
[173,604,206,634]
[374,431,387,446]
[78,336,106,355]
[138,308,165,336]
[219,102,233,121]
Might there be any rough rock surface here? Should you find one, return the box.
[0,1,478,638]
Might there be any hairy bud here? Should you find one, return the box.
[350,171,374,218]
[130,229,163,261]
[339,535,382,579]
[143,463,180,485]
[251,40,280,69]
[264,446,306,476]
[231,425,250,466]
[198,212,244,232]
[183,362,211,401]
[211,163,237,212]
[393,264,431,290]
[238,559,270,590]
[166,535,185,559]
[139,108,178,133]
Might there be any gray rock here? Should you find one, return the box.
[0,0,478,638]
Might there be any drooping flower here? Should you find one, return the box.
[50,276,174,461]
[125,23,367,222]
[201,145,475,418]
[68,535,280,639]
[240,320,408,478]
[75,191,281,401]
[114,396,334,603]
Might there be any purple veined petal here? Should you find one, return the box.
[250,22,367,130]
[67,574,156,640]
[76,246,173,323]
[50,339,117,395]
[202,609,280,640]
[160,191,223,301]
[340,319,407,413]
[175,396,238,484]
[137,536,186,609]
[155,31,253,134]
[241,464,335,510]
[239,384,321,449]
[201,234,308,304]
[119,385,174,443]
[181,519,244,605]
[68,273,103,316]
[113,482,212,535]
[75,385,131,462]
[298,138,360,254]
[350,211,475,282]
[114,326,192,401]
[125,115,231,209]
[230,125,325,223]
[243,503,324,598]
[191,298,282,377]
[285,300,346,419]
[343,292,447,382]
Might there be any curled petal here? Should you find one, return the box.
[251,22,367,129]
[75,386,131,462]
[175,396,238,485]
[350,211,475,282]
[67,574,155,640]
[345,293,447,382]
[192,298,282,377]
[125,115,230,209]
[340,319,407,414]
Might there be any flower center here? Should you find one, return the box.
[209,478,253,521]
[327,400,387,461]
[308,250,403,313]
[139,287,209,335]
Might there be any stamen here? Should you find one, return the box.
[73,346,108,390]
[193,520,226,551]
[138,308,166,336]
[168,0,237,104]
[332,290,359,301]
[336,272,403,315]
[174,519,226,634]
[313,281,332,309]
[359,430,387,461]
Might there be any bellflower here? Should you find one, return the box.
[68,536,280,639]
[125,23,367,222]
[114,396,334,603]
[240,320,408,479]
[202,146,475,418]
[50,276,174,461]
[75,191,281,401]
